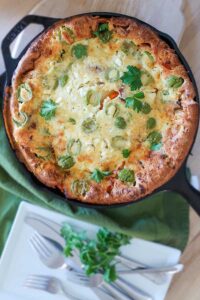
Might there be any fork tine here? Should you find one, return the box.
[29,237,48,259]
[27,274,51,280]
[24,277,48,289]
[29,234,51,259]
[26,276,48,283]
[24,282,45,289]
[33,232,52,256]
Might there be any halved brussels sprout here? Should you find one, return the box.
[12,112,29,127]
[111,136,128,150]
[17,83,32,103]
[166,75,184,88]
[141,70,154,86]
[86,90,101,106]
[105,102,119,117]
[81,118,97,134]
[121,40,137,55]
[58,155,75,169]
[105,68,120,82]
[35,146,52,160]
[71,179,90,196]
[67,139,82,155]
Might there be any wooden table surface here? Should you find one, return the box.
[0,1,200,299]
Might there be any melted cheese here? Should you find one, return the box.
[14,31,180,180]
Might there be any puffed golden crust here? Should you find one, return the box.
[4,15,199,205]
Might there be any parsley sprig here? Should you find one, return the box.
[61,225,130,283]
[121,65,142,91]
[125,91,152,114]
[40,99,57,120]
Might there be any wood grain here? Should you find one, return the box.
[166,6,200,299]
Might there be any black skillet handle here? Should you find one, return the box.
[1,14,59,81]
[157,162,200,215]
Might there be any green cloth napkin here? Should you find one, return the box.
[0,107,189,255]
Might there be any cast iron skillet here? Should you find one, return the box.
[1,13,200,213]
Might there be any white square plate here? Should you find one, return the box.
[0,202,181,300]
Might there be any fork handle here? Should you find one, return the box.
[102,282,132,300]
[116,255,168,285]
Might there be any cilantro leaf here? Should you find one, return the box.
[91,169,111,183]
[71,44,88,59]
[93,23,112,43]
[40,99,57,120]
[121,65,142,91]
[125,92,152,114]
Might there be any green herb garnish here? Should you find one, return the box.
[93,23,112,43]
[40,99,57,120]
[121,65,142,91]
[125,91,144,112]
[147,117,156,129]
[166,75,184,88]
[147,131,162,151]
[91,169,111,183]
[114,116,127,129]
[57,155,75,169]
[122,149,131,158]
[60,225,130,283]
[71,44,88,59]
[125,92,151,114]
[118,168,135,183]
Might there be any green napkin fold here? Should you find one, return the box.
[0,108,189,255]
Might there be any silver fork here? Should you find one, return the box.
[29,232,115,300]
[66,269,152,300]
[24,274,82,299]
[29,231,80,271]
[30,231,151,299]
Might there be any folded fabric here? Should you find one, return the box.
[0,107,189,255]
